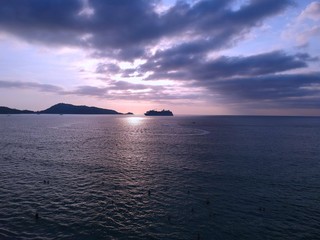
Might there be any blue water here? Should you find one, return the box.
[0,115,320,239]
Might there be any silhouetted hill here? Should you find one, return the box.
[39,103,121,115]
[0,106,34,114]
[0,103,124,115]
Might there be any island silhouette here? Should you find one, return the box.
[0,103,123,115]
[0,106,34,114]
[40,103,121,115]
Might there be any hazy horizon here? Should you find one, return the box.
[2,102,320,117]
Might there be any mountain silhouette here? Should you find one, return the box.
[39,103,121,114]
[0,103,123,115]
[0,106,34,114]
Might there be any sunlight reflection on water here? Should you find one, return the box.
[124,116,146,126]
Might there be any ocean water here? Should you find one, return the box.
[0,115,320,240]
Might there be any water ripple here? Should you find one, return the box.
[0,115,320,239]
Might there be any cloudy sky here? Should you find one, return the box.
[0,0,319,115]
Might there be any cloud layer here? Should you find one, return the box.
[0,0,319,113]
[0,0,292,57]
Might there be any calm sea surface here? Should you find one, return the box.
[0,115,319,240]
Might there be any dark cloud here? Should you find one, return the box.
[200,73,320,108]
[0,80,64,93]
[0,79,182,101]
[110,81,157,91]
[69,85,107,96]
[295,53,319,62]
[142,51,314,81]
[0,0,84,46]
[194,51,310,79]
[232,0,294,24]
[0,0,293,60]
[68,81,193,101]
[96,63,121,74]
[91,47,320,110]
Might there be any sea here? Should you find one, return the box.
[0,115,319,240]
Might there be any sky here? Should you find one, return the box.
[0,0,319,115]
